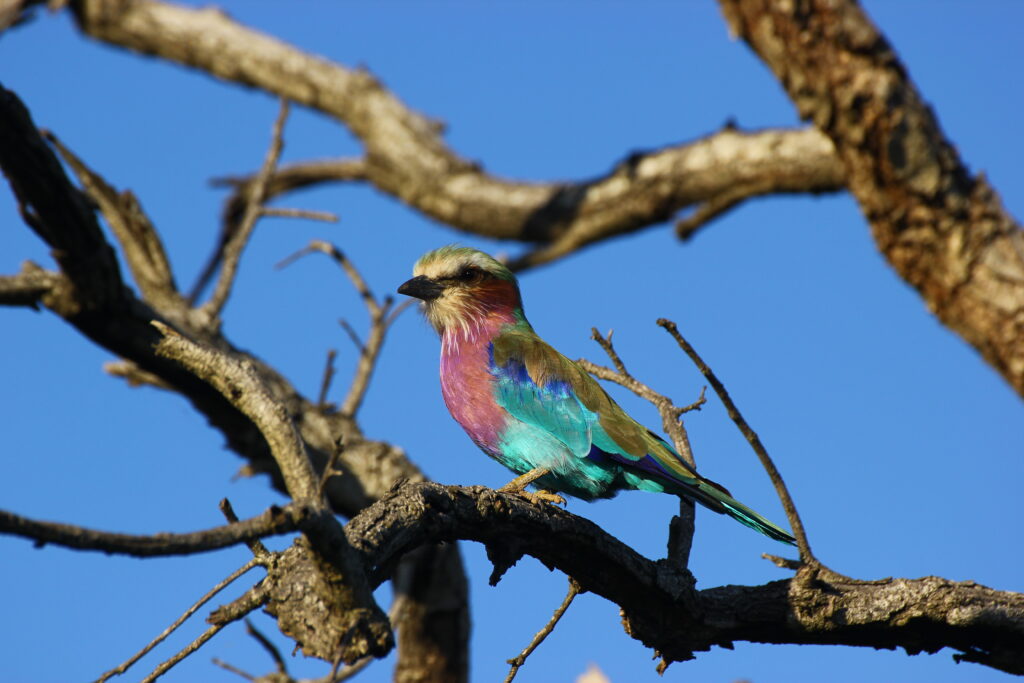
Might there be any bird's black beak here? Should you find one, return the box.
[397,275,444,301]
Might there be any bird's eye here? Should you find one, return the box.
[457,267,478,282]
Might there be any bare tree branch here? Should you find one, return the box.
[67,0,843,272]
[151,321,392,661]
[504,578,581,683]
[277,240,410,419]
[196,158,365,301]
[347,482,1024,676]
[0,262,61,308]
[202,99,289,321]
[0,82,467,680]
[718,0,1024,398]
[45,129,181,309]
[0,83,126,313]
[139,622,229,683]
[657,318,813,562]
[579,328,701,567]
[260,206,339,223]
[96,558,262,683]
[0,503,309,557]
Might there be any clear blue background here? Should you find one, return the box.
[1,2,1021,682]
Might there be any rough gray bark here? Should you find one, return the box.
[3,0,1022,679]
[0,83,467,681]
[68,0,845,275]
[718,0,1024,397]
[347,482,1024,675]
[66,0,1024,401]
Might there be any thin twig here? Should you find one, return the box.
[340,301,388,418]
[244,619,288,674]
[680,386,708,414]
[674,182,772,240]
[211,658,255,681]
[277,240,379,314]
[317,348,338,409]
[582,328,701,566]
[583,329,698,469]
[338,318,364,352]
[202,99,290,319]
[657,318,813,561]
[260,206,339,223]
[384,298,415,328]
[276,240,409,418]
[95,558,262,683]
[330,655,372,682]
[589,327,628,376]
[504,578,581,683]
[139,622,228,683]
[219,498,269,558]
[319,437,344,499]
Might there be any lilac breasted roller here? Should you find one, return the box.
[398,246,794,544]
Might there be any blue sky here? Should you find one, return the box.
[1,2,1022,682]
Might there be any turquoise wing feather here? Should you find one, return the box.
[490,328,796,544]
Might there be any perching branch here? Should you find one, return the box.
[346,481,1024,676]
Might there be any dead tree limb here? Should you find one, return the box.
[718,0,1024,397]
[347,482,1024,676]
[67,0,844,273]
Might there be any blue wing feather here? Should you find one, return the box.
[492,354,593,457]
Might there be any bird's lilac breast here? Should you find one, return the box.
[440,338,506,454]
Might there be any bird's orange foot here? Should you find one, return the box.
[497,468,566,507]
[518,489,567,507]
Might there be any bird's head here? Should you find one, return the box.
[398,246,523,337]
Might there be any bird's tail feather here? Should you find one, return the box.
[684,479,796,545]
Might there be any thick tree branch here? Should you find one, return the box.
[0,82,126,314]
[718,0,1024,397]
[151,322,392,662]
[68,0,844,271]
[46,129,182,310]
[348,482,1024,676]
[0,84,465,680]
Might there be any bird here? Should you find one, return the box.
[398,246,795,544]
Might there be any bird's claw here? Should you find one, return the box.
[516,489,567,507]
[497,468,566,506]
